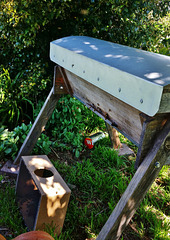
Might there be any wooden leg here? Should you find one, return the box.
[96,120,170,240]
[106,123,122,149]
[135,114,169,168]
[14,88,60,164]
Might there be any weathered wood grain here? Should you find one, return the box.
[14,88,60,164]
[96,119,170,240]
[53,66,73,95]
[106,123,122,149]
[164,136,170,165]
[158,85,170,114]
[135,113,170,168]
[65,70,143,146]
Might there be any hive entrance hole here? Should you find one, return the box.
[34,169,54,178]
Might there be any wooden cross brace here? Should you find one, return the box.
[14,66,170,239]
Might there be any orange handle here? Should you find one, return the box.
[0,234,6,240]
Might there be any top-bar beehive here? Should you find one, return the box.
[50,36,170,117]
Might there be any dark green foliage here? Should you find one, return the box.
[1,0,169,72]
[0,64,51,129]
[1,0,169,69]
[84,0,169,54]
[0,0,169,129]
[0,67,33,129]
[0,123,52,160]
[0,95,105,160]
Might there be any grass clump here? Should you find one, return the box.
[0,176,27,238]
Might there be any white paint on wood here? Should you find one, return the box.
[50,36,170,116]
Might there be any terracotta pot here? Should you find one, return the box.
[13,231,55,240]
[0,234,6,240]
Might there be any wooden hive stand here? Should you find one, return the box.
[14,36,170,240]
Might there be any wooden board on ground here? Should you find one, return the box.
[0,160,19,177]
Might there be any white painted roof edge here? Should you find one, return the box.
[50,42,163,116]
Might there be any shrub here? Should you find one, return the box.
[1,0,169,72]
[0,64,51,129]
[0,0,169,142]
[0,67,34,129]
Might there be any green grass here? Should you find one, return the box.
[134,165,170,240]
[0,137,169,239]
[0,177,27,238]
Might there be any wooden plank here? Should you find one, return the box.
[165,135,170,165]
[106,123,134,156]
[105,123,122,149]
[65,70,143,146]
[135,113,170,168]
[158,85,170,114]
[53,66,73,95]
[14,88,60,164]
[96,119,170,240]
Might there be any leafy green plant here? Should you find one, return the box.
[0,64,51,129]
[1,0,169,132]
[0,67,34,129]
[35,133,52,156]
[0,93,105,160]
[0,123,52,160]
[44,95,105,157]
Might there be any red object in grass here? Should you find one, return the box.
[84,137,94,149]
[84,132,105,149]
